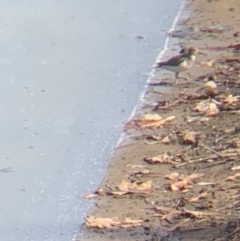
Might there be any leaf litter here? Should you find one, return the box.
[84,12,240,240]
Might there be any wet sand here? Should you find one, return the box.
[80,0,240,240]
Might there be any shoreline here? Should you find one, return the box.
[115,1,187,149]
[79,0,240,240]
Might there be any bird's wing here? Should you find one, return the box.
[156,55,185,67]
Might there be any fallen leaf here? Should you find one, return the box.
[231,166,240,171]
[126,164,146,169]
[109,180,152,196]
[226,173,240,182]
[140,116,176,129]
[125,114,176,129]
[170,173,204,191]
[204,81,217,90]
[223,95,240,105]
[164,172,180,180]
[171,179,191,191]
[188,191,209,202]
[84,193,98,199]
[144,134,172,145]
[85,216,121,229]
[183,209,216,219]
[186,116,210,123]
[195,99,220,116]
[195,100,210,113]
[228,41,240,49]
[83,189,104,199]
[183,131,201,144]
[144,153,178,165]
[160,209,182,223]
[199,60,215,67]
[166,218,190,232]
[206,102,219,116]
[85,216,143,229]
[197,182,216,186]
[120,218,143,228]
[161,135,171,144]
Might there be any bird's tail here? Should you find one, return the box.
[151,63,162,69]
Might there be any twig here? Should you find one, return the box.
[199,142,222,156]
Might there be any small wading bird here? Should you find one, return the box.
[153,47,202,84]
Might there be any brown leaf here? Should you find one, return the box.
[110,180,152,196]
[195,100,210,113]
[204,81,217,90]
[85,216,121,229]
[84,193,98,199]
[206,102,219,116]
[170,173,204,191]
[166,218,190,232]
[144,153,178,165]
[231,166,240,171]
[195,100,219,116]
[164,172,180,180]
[226,173,240,182]
[161,135,171,143]
[183,131,201,144]
[161,209,182,223]
[223,95,240,105]
[183,209,216,219]
[83,188,104,199]
[188,191,209,202]
[126,114,176,129]
[171,179,192,191]
[228,41,240,49]
[199,60,215,67]
[85,216,143,229]
[120,218,144,228]
[140,116,176,129]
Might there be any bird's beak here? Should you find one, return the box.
[198,51,207,56]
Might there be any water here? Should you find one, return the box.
[0,0,182,240]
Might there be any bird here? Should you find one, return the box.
[153,47,199,84]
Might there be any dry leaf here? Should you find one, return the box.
[229,41,240,49]
[164,172,180,180]
[206,102,219,116]
[171,179,191,191]
[199,60,215,67]
[197,182,216,186]
[231,166,240,171]
[85,216,143,229]
[195,99,219,116]
[188,191,209,202]
[166,218,190,232]
[144,153,178,165]
[109,180,152,196]
[140,116,176,129]
[183,131,201,144]
[125,114,175,129]
[183,209,216,219]
[84,193,98,199]
[83,188,104,199]
[160,209,182,223]
[195,100,210,113]
[204,81,217,90]
[85,216,121,229]
[120,218,143,228]
[226,173,240,182]
[223,95,240,105]
[170,173,204,191]
[161,135,171,143]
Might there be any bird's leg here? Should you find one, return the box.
[175,72,179,85]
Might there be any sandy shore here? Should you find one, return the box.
[79,0,240,240]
